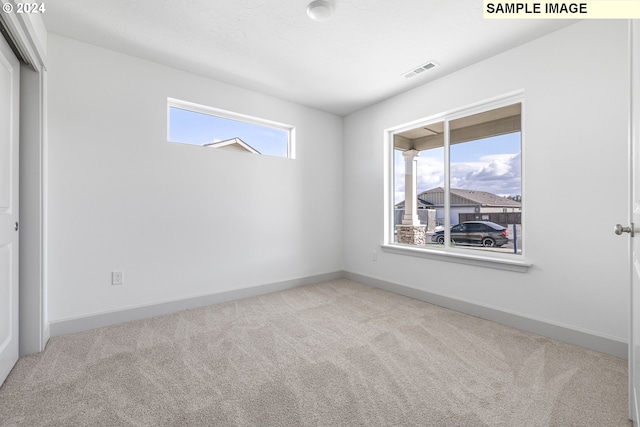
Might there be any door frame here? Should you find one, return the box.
[0,2,48,355]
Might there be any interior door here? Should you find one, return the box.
[630,19,640,425]
[0,32,20,386]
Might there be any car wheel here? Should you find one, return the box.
[482,237,496,247]
[437,235,445,244]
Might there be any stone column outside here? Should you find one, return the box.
[396,149,426,245]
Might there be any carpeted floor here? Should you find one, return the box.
[0,279,632,426]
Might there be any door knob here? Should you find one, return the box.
[615,223,634,236]
[14,221,18,231]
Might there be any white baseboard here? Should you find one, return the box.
[344,271,628,360]
[48,269,628,360]
[48,271,344,338]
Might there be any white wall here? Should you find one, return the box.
[344,20,630,343]
[46,21,631,347]
[46,34,344,322]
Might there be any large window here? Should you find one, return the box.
[167,98,295,159]
[387,94,524,262]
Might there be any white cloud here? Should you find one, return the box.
[417,156,445,191]
[394,151,521,203]
[452,152,521,196]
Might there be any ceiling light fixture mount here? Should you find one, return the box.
[307,0,334,22]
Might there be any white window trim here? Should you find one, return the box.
[383,90,531,272]
[167,97,296,159]
[380,243,532,272]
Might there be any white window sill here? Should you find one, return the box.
[380,244,532,273]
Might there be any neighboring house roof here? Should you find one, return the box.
[418,187,522,208]
[395,199,434,209]
[396,187,521,208]
[203,137,261,154]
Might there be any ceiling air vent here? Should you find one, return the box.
[403,61,438,79]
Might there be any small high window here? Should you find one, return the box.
[167,98,295,159]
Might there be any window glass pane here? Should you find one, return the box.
[449,104,522,254]
[388,99,523,260]
[168,105,291,158]
[393,121,445,247]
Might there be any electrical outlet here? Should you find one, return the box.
[372,250,377,261]
[112,271,124,285]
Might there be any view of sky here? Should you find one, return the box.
[169,107,289,158]
[394,132,521,204]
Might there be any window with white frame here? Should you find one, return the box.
[387,94,523,260]
[167,98,295,159]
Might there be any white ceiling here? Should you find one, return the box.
[42,1,577,116]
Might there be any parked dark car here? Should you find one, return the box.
[431,221,509,247]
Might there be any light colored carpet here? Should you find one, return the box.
[0,279,631,426]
